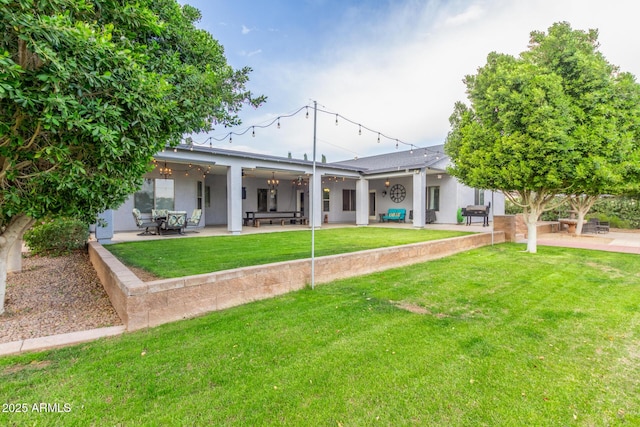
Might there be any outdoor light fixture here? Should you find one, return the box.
[385,179,390,188]
[267,172,279,190]
[382,190,387,197]
[437,174,442,179]
[159,162,172,179]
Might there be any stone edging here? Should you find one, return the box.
[0,326,126,357]
[89,232,505,331]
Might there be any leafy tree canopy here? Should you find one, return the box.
[0,0,265,312]
[0,0,264,228]
[445,22,640,250]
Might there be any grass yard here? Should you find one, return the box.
[1,243,639,425]
[105,227,470,278]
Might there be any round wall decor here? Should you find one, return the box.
[390,184,406,203]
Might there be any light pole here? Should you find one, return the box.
[311,100,317,289]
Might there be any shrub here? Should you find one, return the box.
[24,218,90,256]
[456,208,464,224]
[504,199,522,215]
[504,195,640,228]
[587,213,631,229]
[591,196,640,229]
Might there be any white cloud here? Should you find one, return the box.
[442,3,486,27]
[241,25,252,35]
[222,0,640,161]
[241,49,262,57]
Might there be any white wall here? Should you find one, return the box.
[205,174,227,225]
[432,176,459,223]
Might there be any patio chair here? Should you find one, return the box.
[132,208,158,235]
[152,209,168,221]
[582,218,598,234]
[596,220,610,234]
[185,209,202,232]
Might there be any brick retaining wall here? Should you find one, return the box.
[493,215,559,241]
[89,231,505,331]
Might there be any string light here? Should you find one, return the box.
[180,103,443,159]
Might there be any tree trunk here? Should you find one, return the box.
[507,190,567,254]
[7,238,23,273]
[0,215,34,314]
[569,195,598,236]
[524,210,540,253]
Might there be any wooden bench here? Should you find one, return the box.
[381,208,406,223]
[244,211,307,227]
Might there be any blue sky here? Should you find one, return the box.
[179,0,640,162]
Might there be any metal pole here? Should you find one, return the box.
[311,101,317,289]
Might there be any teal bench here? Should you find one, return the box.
[382,208,406,223]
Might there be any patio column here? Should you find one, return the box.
[227,165,243,234]
[356,178,369,226]
[412,170,427,228]
[310,172,322,228]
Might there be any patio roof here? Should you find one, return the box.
[155,143,448,179]
[332,144,447,175]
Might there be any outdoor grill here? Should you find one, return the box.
[461,204,491,227]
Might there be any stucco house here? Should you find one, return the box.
[100,143,504,239]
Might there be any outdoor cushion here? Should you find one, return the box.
[166,211,186,228]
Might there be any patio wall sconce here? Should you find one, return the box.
[382,190,387,197]
[437,174,442,179]
[384,179,390,188]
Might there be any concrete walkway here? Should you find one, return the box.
[536,230,640,254]
[3,223,637,357]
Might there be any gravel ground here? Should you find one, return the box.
[1,251,123,344]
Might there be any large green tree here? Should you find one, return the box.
[565,68,640,234]
[0,0,264,313]
[446,22,640,252]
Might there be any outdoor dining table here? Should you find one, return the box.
[558,218,578,233]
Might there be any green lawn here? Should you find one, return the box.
[106,227,471,278]
[2,244,639,425]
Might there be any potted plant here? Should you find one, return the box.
[456,208,464,224]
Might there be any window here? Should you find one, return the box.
[474,188,484,205]
[134,179,174,213]
[257,189,268,212]
[197,181,203,210]
[323,188,330,212]
[134,179,154,213]
[428,186,440,211]
[342,189,356,211]
[155,179,175,210]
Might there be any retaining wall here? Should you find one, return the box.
[493,215,559,241]
[89,231,505,331]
